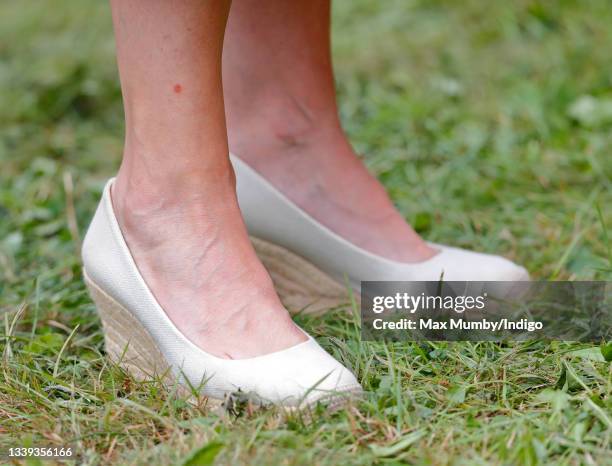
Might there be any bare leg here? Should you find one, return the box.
[110,0,305,359]
[223,0,436,263]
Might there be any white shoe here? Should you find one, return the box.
[230,154,530,312]
[81,179,361,409]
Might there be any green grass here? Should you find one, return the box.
[1,0,611,464]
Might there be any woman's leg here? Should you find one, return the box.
[223,0,436,263]
[110,0,305,359]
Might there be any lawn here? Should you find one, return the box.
[1,0,611,464]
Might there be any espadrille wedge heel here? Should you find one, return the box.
[84,270,170,382]
[81,178,361,409]
[231,153,529,312]
[250,237,355,314]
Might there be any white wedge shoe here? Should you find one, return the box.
[230,154,530,313]
[82,179,361,409]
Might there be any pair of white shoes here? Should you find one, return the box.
[82,154,529,410]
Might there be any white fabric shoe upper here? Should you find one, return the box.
[230,153,530,289]
[82,179,361,407]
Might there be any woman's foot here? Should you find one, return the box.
[227,118,437,263]
[83,176,362,406]
[112,160,307,360]
[223,0,436,263]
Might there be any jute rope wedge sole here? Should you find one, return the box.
[82,178,363,413]
[85,270,224,410]
[250,236,357,314]
[86,272,165,380]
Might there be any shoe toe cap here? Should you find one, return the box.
[228,337,362,408]
[431,244,530,281]
[302,364,362,407]
[475,254,530,281]
[283,340,362,408]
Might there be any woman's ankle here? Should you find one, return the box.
[112,149,238,234]
[227,93,342,159]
